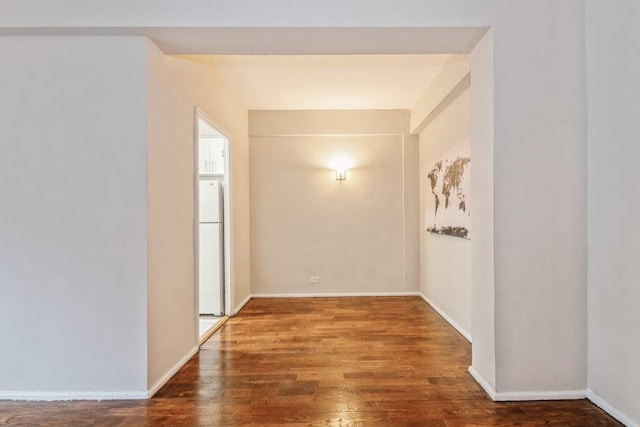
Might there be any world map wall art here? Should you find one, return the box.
[425,142,471,239]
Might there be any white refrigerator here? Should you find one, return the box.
[199,179,224,315]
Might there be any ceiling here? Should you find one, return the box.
[144,27,486,55]
[180,54,452,110]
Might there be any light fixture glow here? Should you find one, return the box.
[335,167,347,181]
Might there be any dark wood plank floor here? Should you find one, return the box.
[0,297,621,426]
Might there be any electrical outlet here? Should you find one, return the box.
[310,276,320,283]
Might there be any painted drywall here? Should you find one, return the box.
[403,133,420,293]
[193,55,449,110]
[418,84,472,340]
[0,0,591,400]
[249,110,417,295]
[586,1,640,424]
[0,37,148,394]
[492,4,587,393]
[468,31,496,390]
[146,43,250,390]
[411,55,470,134]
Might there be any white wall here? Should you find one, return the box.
[492,3,587,393]
[0,37,148,395]
[411,55,470,134]
[403,133,420,293]
[469,31,496,390]
[249,110,417,295]
[586,1,640,424]
[418,84,472,340]
[146,42,250,390]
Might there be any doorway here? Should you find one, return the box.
[195,109,231,343]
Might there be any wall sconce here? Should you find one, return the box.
[335,167,347,181]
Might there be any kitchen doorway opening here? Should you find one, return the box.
[194,109,232,343]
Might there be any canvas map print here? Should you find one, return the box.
[424,142,471,239]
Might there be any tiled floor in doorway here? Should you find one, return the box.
[199,315,224,338]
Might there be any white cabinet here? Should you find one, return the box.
[199,138,211,174]
[199,137,225,175]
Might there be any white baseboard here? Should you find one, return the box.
[468,366,589,402]
[1,345,200,401]
[147,345,199,398]
[494,389,587,401]
[251,292,421,298]
[419,293,472,343]
[587,389,638,427]
[468,366,497,400]
[0,390,147,401]
[233,294,252,314]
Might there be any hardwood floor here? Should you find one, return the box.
[0,297,621,426]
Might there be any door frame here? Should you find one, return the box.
[193,107,233,344]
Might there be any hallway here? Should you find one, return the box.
[0,297,619,426]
